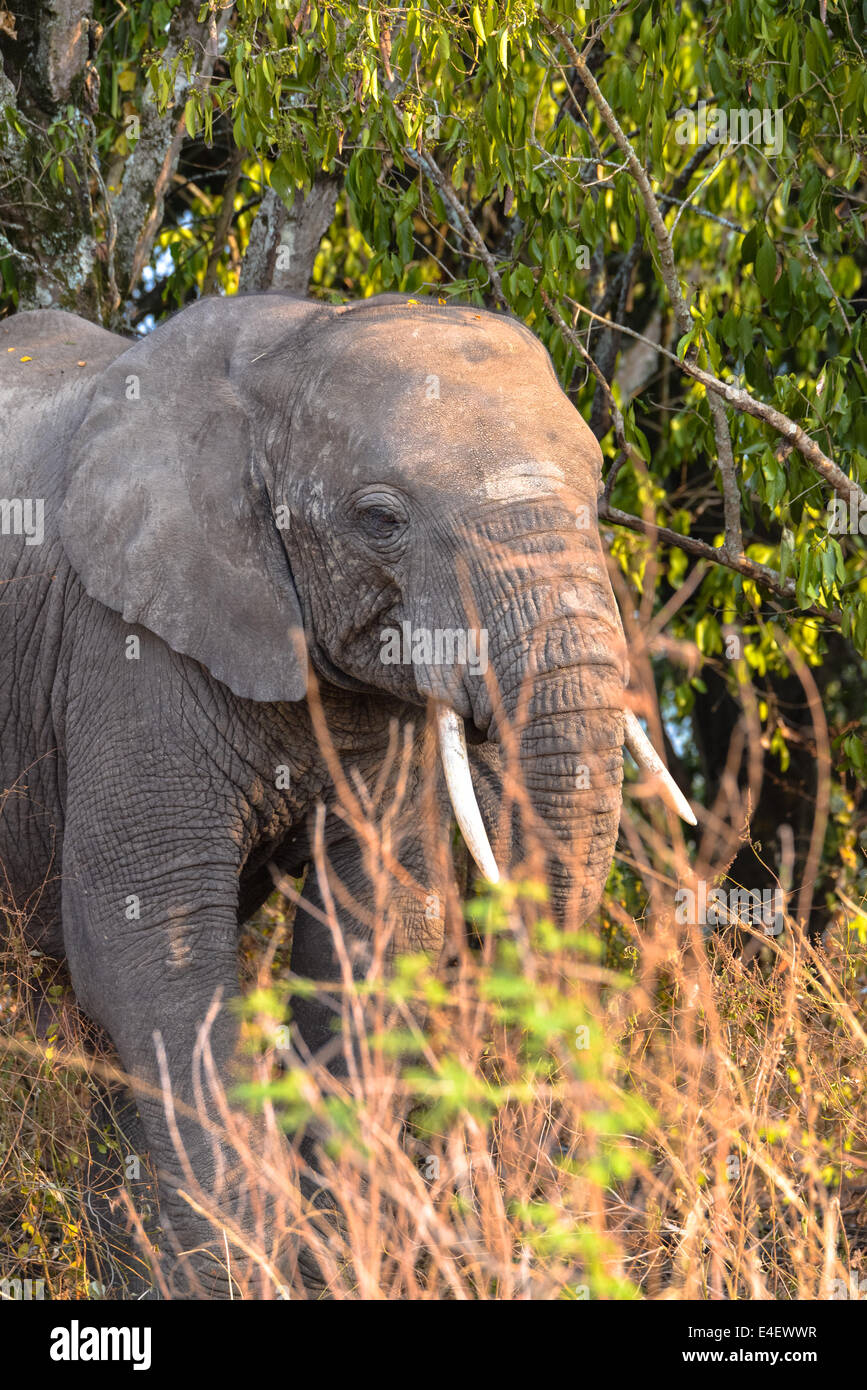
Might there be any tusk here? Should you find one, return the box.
[623,710,698,827]
[435,706,501,883]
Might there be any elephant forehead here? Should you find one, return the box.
[331,302,548,359]
[309,390,594,492]
[389,394,591,488]
[324,313,552,389]
[304,326,596,489]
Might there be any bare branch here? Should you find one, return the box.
[202,146,244,297]
[405,145,506,305]
[540,293,840,621]
[540,289,634,463]
[539,18,691,334]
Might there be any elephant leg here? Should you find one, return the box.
[27,960,159,1297]
[286,830,449,1294]
[81,1079,160,1300]
[289,830,448,1072]
[60,811,269,1299]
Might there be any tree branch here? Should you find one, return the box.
[404,144,507,305]
[541,18,744,559]
[598,499,841,624]
[565,296,865,512]
[202,145,243,297]
[543,292,839,623]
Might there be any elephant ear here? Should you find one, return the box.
[60,296,322,703]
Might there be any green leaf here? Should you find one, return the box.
[740,225,758,267]
[677,327,698,359]
[755,236,777,298]
[780,527,794,585]
[269,154,295,208]
[498,28,509,73]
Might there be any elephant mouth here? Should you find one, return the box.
[436,703,696,885]
[308,643,380,694]
[462,716,489,745]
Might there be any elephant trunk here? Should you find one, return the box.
[483,626,627,924]
[427,534,629,923]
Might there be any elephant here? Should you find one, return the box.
[0,291,692,1296]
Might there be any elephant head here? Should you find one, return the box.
[61,292,691,925]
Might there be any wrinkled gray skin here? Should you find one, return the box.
[0,293,626,1295]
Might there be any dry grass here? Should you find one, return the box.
[1,653,865,1300]
[0,910,158,1299]
[1,846,865,1299]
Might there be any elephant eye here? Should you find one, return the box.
[354,494,408,542]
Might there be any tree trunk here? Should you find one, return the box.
[0,1,103,319]
[239,177,340,295]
